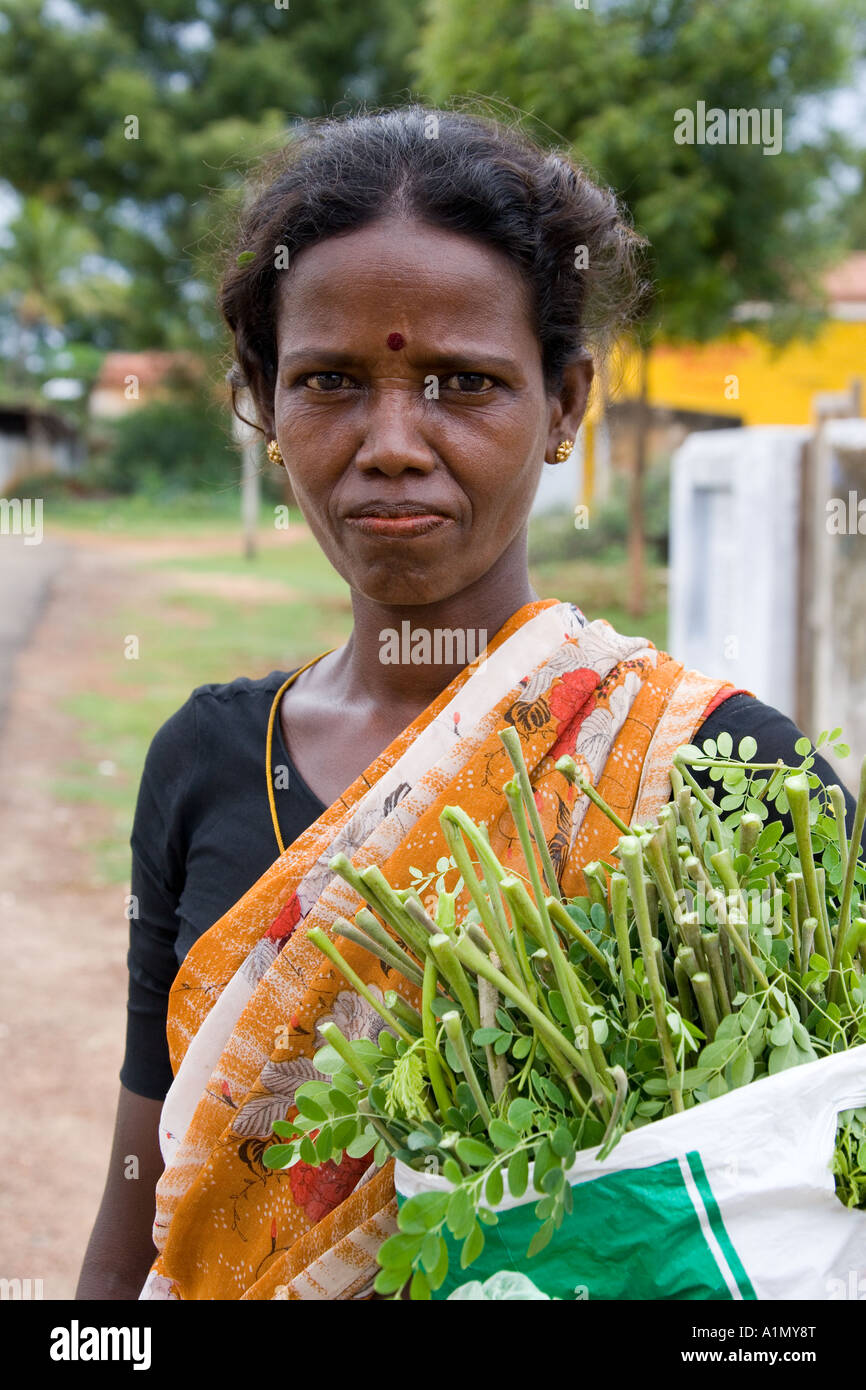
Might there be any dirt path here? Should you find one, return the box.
[0,528,298,1300]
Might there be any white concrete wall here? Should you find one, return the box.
[669,426,810,716]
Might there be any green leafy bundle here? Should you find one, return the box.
[263,725,866,1299]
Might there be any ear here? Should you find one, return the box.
[545,354,594,464]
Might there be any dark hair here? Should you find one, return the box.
[218,101,649,432]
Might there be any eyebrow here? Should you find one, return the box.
[278,347,520,374]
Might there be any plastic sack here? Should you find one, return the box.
[447,1271,550,1300]
[395,1045,866,1301]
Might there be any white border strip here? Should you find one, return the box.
[677,1154,743,1301]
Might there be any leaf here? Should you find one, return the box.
[331,1118,357,1152]
[507,1098,536,1132]
[410,1269,431,1300]
[311,1044,344,1076]
[295,1094,327,1123]
[527,1221,555,1259]
[699,1039,741,1071]
[715,1013,742,1042]
[299,1135,318,1165]
[737,736,758,761]
[768,1039,801,1075]
[374,1266,409,1296]
[488,1119,520,1150]
[236,250,256,265]
[455,1137,495,1167]
[485,1166,504,1207]
[590,902,608,931]
[551,1124,574,1160]
[261,1143,296,1170]
[532,1139,557,1192]
[460,1223,485,1269]
[727,1048,755,1089]
[442,1158,463,1185]
[378,1232,423,1268]
[407,1130,434,1151]
[445,1186,475,1240]
[346,1129,377,1159]
[420,1231,443,1275]
[794,736,813,757]
[769,1016,794,1047]
[512,1036,533,1059]
[472,1028,503,1046]
[494,1032,513,1055]
[716,731,733,758]
[507,1148,529,1198]
[428,1235,450,1291]
[398,1192,450,1234]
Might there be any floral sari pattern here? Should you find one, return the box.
[139,599,745,1301]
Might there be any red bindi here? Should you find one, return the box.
[386,332,405,351]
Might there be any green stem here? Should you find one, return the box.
[702,932,731,1017]
[318,1021,375,1085]
[343,911,425,986]
[786,874,802,976]
[442,1011,492,1124]
[829,756,866,1004]
[690,972,719,1041]
[478,966,509,1103]
[450,931,612,1114]
[307,927,415,1043]
[545,895,616,981]
[422,955,456,1115]
[499,726,562,900]
[428,933,481,1030]
[671,755,725,848]
[610,872,638,1024]
[439,810,521,986]
[618,837,684,1112]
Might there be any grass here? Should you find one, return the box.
[43,494,668,882]
[44,488,298,534]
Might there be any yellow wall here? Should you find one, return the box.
[611,319,865,425]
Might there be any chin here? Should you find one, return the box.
[356,562,468,606]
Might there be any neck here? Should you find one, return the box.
[335,544,540,713]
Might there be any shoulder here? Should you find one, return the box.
[146,671,292,757]
[694,691,806,758]
[136,669,294,817]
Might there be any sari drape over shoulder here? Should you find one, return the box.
[140,599,744,1300]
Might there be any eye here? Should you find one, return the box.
[300,372,355,392]
[440,372,496,393]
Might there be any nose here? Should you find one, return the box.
[352,386,436,476]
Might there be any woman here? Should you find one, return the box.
[76,104,863,1301]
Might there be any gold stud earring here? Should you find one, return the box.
[554,438,574,463]
[266,438,284,465]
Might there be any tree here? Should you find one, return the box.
[413,0,866,615]
[0,0,426,353]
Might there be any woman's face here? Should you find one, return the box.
[264,216,592,606]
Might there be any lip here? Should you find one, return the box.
[345,513,453,538]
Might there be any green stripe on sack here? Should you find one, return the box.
[685,1151,757,1301]
[414,1154,752,1300]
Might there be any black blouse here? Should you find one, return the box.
[119,675,863,1101]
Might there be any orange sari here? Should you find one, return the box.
[140,599,745,1300]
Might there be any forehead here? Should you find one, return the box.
[273,217,536,347]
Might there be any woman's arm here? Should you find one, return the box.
[75,1083,165,1300]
